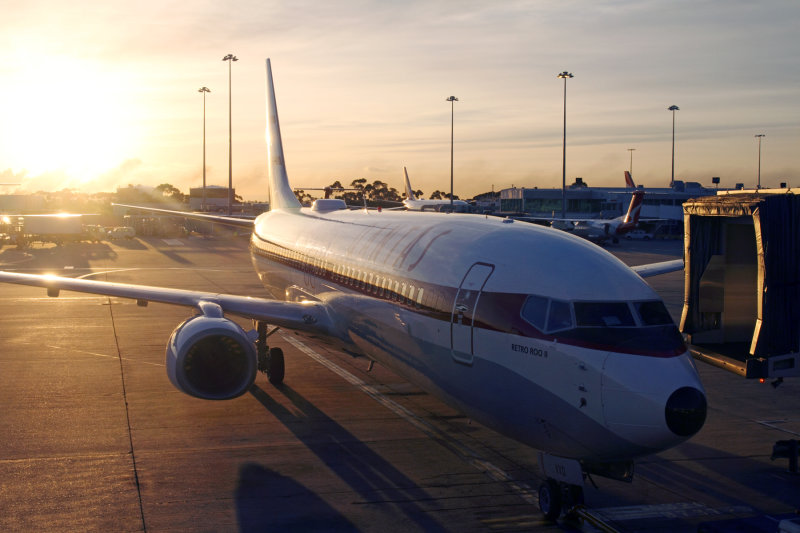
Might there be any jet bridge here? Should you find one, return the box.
[680,191,800,379]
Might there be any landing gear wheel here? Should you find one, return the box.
[267,347,284,385]
[538,479,562,521]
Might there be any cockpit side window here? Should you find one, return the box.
[520,296,573,333]
[547,299,573,332]
[520,295,548,331]
[574,302,635,327]
[635,300,674,325]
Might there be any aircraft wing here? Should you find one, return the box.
[113,203,256,229]
[631,258,683,278]
[0,270,331,334]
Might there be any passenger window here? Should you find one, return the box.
[574,302,634,327]
[381,277,389,297]
[547,299,573,332]
[635,301,673,325]
[521,295,548,331]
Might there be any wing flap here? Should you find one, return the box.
[0,271,330,334]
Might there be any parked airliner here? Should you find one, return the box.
[0,59,704,520]
[571,189,644,242]
[402,167,469,212]
[526,185,644,244]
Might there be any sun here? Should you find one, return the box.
[0,53,143,182]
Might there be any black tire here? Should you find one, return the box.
[538,479,562,521]
[567,484,584,507]
[267,347,285,385]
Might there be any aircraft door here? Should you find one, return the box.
[451,262,494,365]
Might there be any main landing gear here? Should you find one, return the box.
[255,320,284,385]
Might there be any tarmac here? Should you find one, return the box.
[0,234,797,532]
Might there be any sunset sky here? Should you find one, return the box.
[0,1,798,201]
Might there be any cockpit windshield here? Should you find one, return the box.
[521,296,673,333]
[634,300,674,325]
[574,302,635,327]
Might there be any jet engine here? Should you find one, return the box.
[165,314,258,400]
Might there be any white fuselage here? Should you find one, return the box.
[403,198,470,212]
[249,206,705,462]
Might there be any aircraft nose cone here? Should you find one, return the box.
[665,387,707,437]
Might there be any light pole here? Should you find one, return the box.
[446,96,458,209]
[755,134,765,189]
[558,72,573,218]
[627,148,636,176]
[668,105,679,187]
[198,86,210,211]
[222,53,238,215]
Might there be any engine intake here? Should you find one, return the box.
[166,315,257,400]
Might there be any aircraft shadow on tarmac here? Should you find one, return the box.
[107,237,148,250]
[247,384,449,532]
[8,242,119,270]
[148,242,194,265]
[635,440,798,511]
[236,463,359,533]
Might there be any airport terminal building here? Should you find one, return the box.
[498,180,718,236]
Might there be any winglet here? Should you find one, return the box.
[266,59,301,210]
[403,167,417,201]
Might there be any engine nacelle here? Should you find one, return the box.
[166,315,258,400]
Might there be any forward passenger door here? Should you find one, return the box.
[451,262,494,365]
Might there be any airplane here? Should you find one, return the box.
[522,171,645,243]
[0,59,705,521]
[569,189,644,243]
[519,187,645,244]
[402,167,470,212]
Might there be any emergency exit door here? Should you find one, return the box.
[451,262,494,364]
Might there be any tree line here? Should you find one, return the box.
[293,178,461,207]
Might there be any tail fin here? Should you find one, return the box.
[403,167,417,201]
[623,190,645,225]
[624,171,636,188]
[265,59,301,210]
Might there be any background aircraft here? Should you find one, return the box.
[402,167,469,212]
[0,59,702,520]
[570,190,645,243]
[520,187,645,244]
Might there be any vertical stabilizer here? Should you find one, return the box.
[403,167,417,201]
[623,190,645,225]
[624,171,636,188]
[265,59,301,210]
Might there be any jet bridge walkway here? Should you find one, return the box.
[680,191,800,380]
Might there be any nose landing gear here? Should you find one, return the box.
[537,452,587,521]
[538,477,584,521]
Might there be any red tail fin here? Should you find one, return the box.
[624,171,636,188]
[622,190,644,226]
